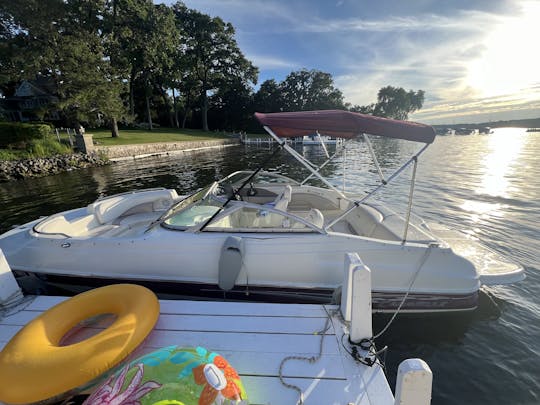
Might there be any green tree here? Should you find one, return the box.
[372,86,425,120]
[1,0,127,137]
[172,3,258,131]
[280,69,345,112]
[253,79,283,112]
[210,79,254,131]
[0,0,66,85]
[111,0,178,130]
[349,104,376,114]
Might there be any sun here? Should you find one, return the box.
[466,1,540,98]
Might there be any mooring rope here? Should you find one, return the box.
[278,307,333,404]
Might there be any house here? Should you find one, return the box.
[1,77,60,122]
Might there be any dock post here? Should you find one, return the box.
[0,248,23,307]
[394,358,432,405]
[341,253,372,342]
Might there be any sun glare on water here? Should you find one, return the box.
[461,128,527,222]
[466,1,540,98]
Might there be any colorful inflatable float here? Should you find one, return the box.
[84,346,248,405]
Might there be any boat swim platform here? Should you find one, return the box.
[0,251,432,405]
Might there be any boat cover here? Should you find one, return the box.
[255,110,436,143]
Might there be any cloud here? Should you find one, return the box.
[249,55,299,70]
[164,0,539,123]
[411,86,540,124]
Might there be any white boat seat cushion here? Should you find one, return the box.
[306,208,324,228]
[89,189,178,224]
[272,185,292,212]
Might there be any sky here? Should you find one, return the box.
[165,0,540,125]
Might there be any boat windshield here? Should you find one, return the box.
[162,198,223,229]
[160,183,216,221]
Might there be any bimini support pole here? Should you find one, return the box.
[326,143,430,230]
[316,131,330,159]
[363,133,386,184]
[300,138,354,185]
[264,126,347,199]
[402,156,418,244]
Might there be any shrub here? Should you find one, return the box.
[0,149,22,160]
[27,138,71,158]
[0,122,53,148]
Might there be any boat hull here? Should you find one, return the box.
[14,270,479,313]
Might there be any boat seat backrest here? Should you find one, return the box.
[272,185,292,212]
[306,208,325,228]
[34,214,102,237]
[89,190,178,224]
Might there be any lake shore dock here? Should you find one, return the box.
[0,251,432,404]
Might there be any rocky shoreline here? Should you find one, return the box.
[0,153,109,182]
[0,139,240,182]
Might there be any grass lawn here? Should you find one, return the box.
[89,127,232,146]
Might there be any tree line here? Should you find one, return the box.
[0,0,426,137]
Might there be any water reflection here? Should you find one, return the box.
[479,128,527,198]
[461,128,527,222]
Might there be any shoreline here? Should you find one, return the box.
[101,139,239,161]
[0,139,240,182]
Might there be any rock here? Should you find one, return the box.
[0,153,110,183]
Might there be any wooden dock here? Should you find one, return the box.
[0,251,432,405]
[0,297,393,404]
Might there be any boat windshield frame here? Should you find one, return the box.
[218,171,300,187]
[148,183,219,232]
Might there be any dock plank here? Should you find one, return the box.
[1,311,334,335]
[24,295,330,317]
[0,296,394,404]
[241,375,373,405]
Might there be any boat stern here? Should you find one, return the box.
[428,223,525,286]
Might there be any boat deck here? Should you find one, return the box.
[0,296,394,405]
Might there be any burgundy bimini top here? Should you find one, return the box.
[255,110,436,144]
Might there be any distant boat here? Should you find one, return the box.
[479,127,493,134]
[302,134,343,145]
[526,128,540,132]
[454,128,470,135]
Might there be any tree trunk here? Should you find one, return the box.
[181,91,191,129]
[182,108,189,129]
[129,73,135,117]
[172,88,179,128]
[145,94,153,131]
[158,85,174,127]
[111,117,119,138]
[202,89,209,131]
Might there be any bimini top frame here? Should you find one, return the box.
[255,110,437,243]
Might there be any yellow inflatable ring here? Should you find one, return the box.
[0,284,160,405]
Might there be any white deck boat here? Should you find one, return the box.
[0,110,524,312]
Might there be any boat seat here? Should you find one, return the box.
[88,189,178,225]
[34,214,113,238]
[251,185,293,228]
[274,185,292,211]
[265,185,292,212]
[306,208,325,228]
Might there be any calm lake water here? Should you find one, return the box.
[0,128,539,404]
